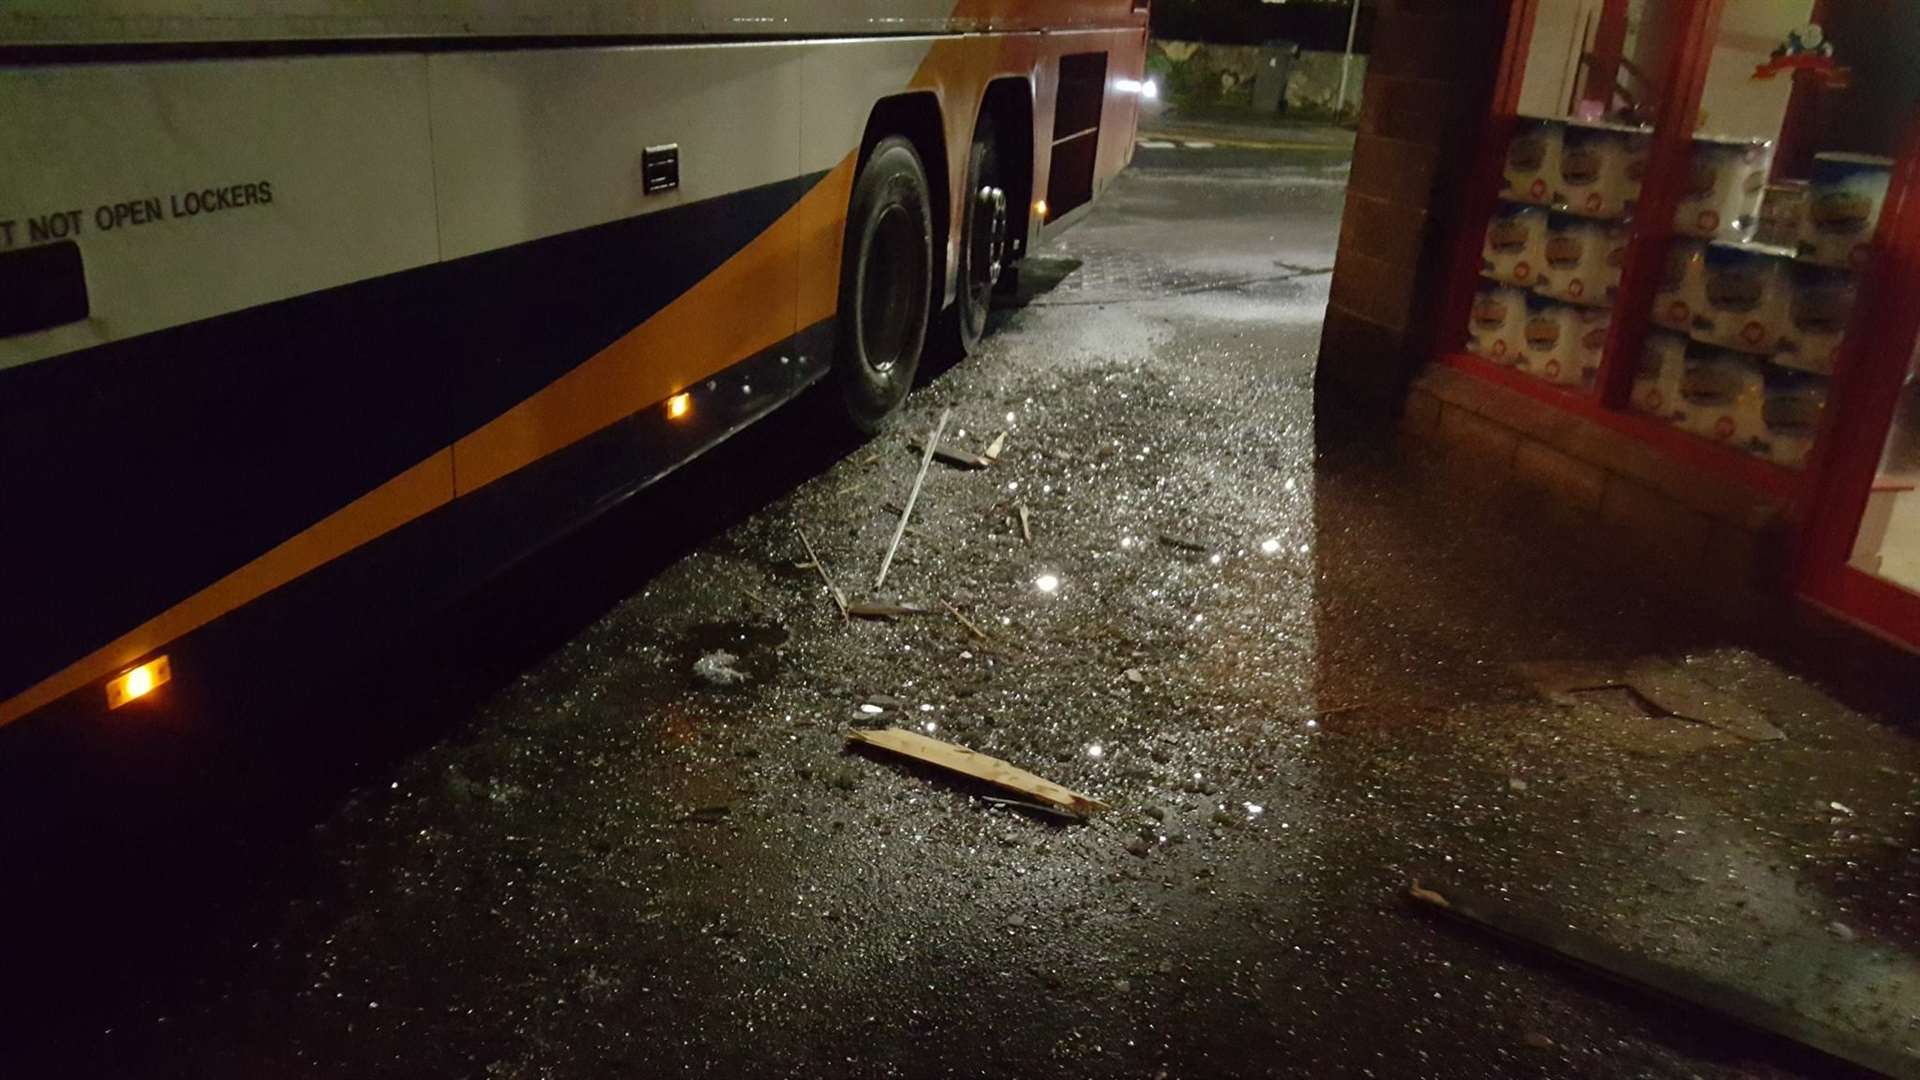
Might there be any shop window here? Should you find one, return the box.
[1446,1,1901,484]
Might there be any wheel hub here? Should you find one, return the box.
[972,184,1009,290]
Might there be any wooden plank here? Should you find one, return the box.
[846,601,933,620]
[983,431,1007,463]
[1408,882,1919,1080]
[796,527,848,621]
[876,408,949,590]
[847,728,1110,815]
[910,438,993,470]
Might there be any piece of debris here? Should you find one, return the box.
[941,599,992,641]
[1829,801,1854,815]
[983,795,1081,821]
[1157,533,1210,554]
[692,649,748,686]
[876,408,951,589]
[847,727,1110,816]
[1016,503,1032,544]
[1123,667,1146,684]
[1508,777,1529,792]
[983,431,1008,462]
[674,804,733,823]
[1125,836,1152,857]
[1622,658,1786,741]
[862,693,908,711]
[1521,1032,1555,1051]
[1510,660,1628,705]
[796,527,849,621]
[911,437,994,470]
[1827,920,1857,942]
[1406,881,1911,1080]
[1517,657,1787,741]
[847,600,934,620]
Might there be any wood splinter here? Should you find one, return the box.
[847,728,1110,816]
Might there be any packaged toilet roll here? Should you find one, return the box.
[1467,282,1528,363]
[1651,239,1707,333]
[1801,152,1895,269]
[1674,135,1772,242]
[1693,241,1793,354]
[1759,368,1827,468]
[1515,295,1603,387]
[1482,202,1548,287]
[1756,180,1809,248]
[1776,262,1856,375]
[1571,304,1611,380]
[1556,120,1650,220]
[1631,331,1689,422]
[1677,344,1768,448]
[1502,116,1563,207]
[1535,211,1626,307]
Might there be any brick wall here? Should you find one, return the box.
[1404,365,1792,621]
[1317,0,1512,413]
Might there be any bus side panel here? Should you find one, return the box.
[424,43,809,490]
[0,1,1149,48]
[0,21,1153,727]
[799,37,935,311]
[1031,26,1149,237]
[0,41,833,708]
[0,56,450,700]
[0,56,441,371]
[809,27,1150,306]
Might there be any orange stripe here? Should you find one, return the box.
[454,155,855,494]
[0,450,456,728]
[0,7,1148,729]
[0,159,855,730]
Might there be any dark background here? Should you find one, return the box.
[1150,0,1373,49]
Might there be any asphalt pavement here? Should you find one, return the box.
[5,126,1920,1080]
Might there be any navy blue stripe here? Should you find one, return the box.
[5,324,835,734]
[0,173,823,699]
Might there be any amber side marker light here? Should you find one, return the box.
[106,656,171,710]
[666,392,692,420]
[1035,199,1049,221]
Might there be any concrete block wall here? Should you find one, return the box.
[1403,366,1793,621]
[1317,0,1512,412]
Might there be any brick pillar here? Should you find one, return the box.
[1317,0,1513,415]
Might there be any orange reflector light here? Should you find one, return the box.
[1035,199,1049,220]
[106,656,171,710]
[666,392,692,420]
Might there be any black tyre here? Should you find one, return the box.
[834,136,935,433]
[939,114,1010,355]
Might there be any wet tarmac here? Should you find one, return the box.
[6,135,1920,1079]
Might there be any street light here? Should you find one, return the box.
[1335,0,1362,117]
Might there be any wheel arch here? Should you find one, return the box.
[859,92,951,306]
[976,77,1037,266]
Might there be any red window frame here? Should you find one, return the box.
[1431,0,1920,649]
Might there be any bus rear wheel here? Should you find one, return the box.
[940,114,1008,356]
[834,135,934,433]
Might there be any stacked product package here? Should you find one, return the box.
[1471,116,1643,390]
[1634,146,1890,468]
[1470,114,1889,469]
